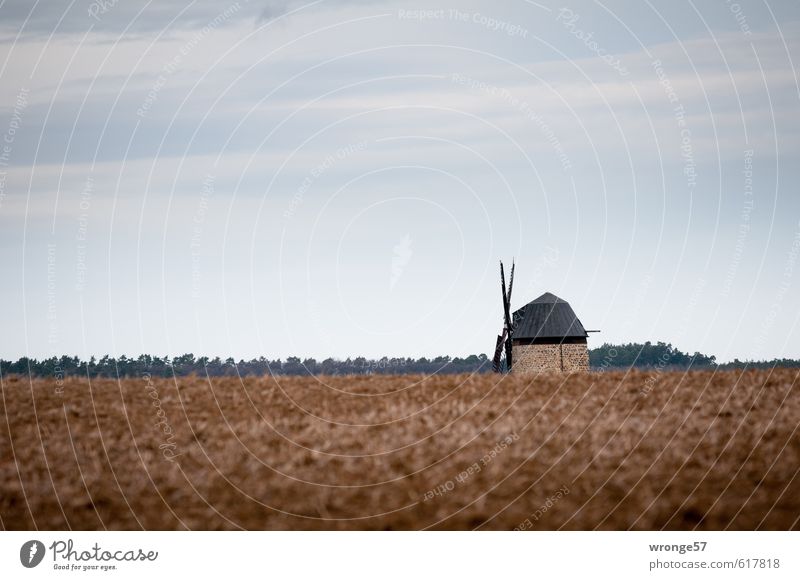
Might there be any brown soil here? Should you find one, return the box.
[1,368,798,530]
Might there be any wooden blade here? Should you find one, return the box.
[507,260,515,303]
[505,338,513,371]
[500,261,514,373]
[492,330,507,373]
[500,261,508,311]
[500,262,511,328]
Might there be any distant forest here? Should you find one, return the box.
[589,342,798,371]
[1,342,798,379]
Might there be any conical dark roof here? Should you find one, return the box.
[512,292,587,339]
[531,292,566,304]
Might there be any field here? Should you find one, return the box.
[1,368,799,530]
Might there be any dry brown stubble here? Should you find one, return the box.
[1,368,799,530]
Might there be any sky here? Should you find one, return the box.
[0,0,799,363]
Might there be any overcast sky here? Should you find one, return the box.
[1,0,799,362]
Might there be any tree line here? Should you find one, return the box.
[0,353,492,378]
[590,341,799,371]
[589,341,717,370]
[1,343,797,379]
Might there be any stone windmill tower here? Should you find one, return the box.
[493,261,594,373]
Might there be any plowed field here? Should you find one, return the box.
[1,368,798,530]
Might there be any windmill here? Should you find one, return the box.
[492,260,515,373]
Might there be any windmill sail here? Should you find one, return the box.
[493,260,515,373]
[505,261,515,370]
[507,261,515,302]
[492,329,507,373]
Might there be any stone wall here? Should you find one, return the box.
[561,343,590,372]
[512,343,560,373]
[512,342,589,373]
